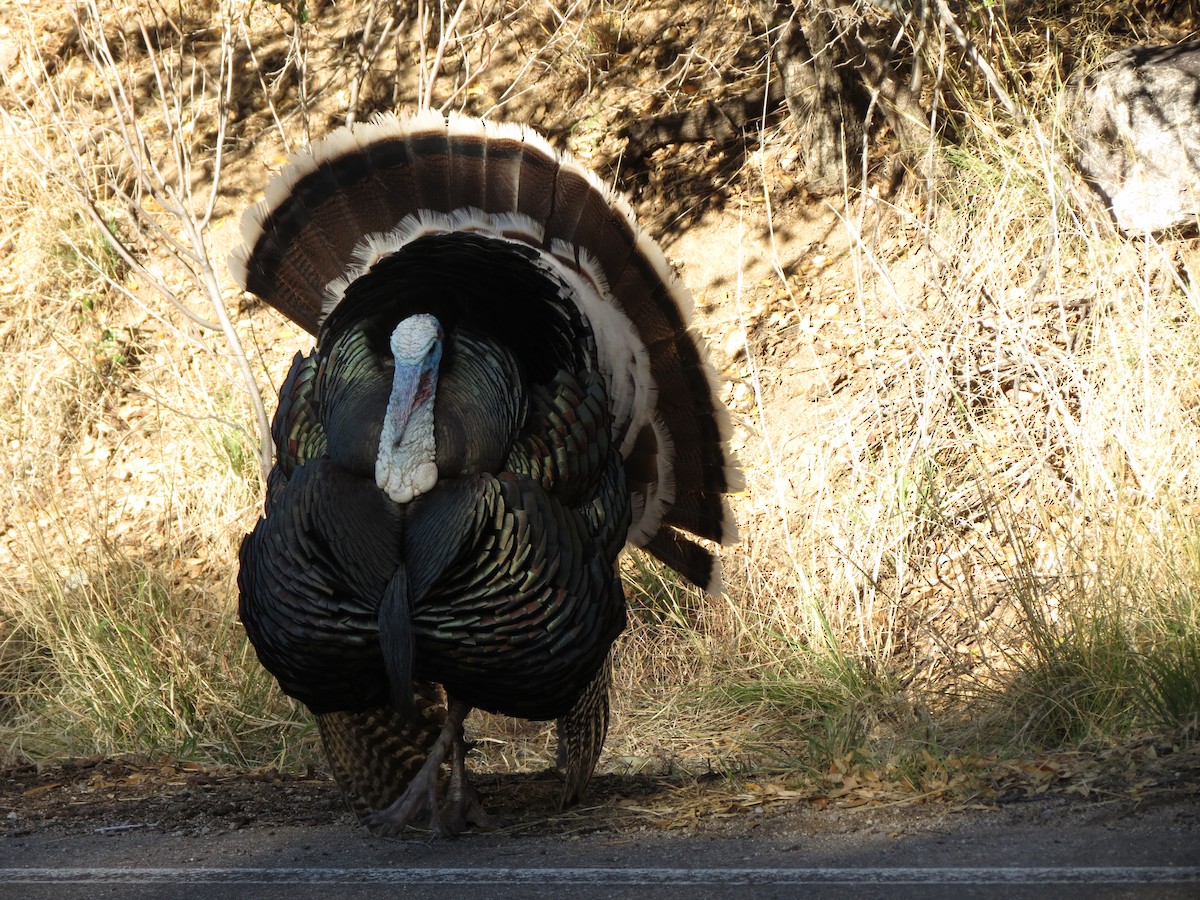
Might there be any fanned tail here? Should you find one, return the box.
[230,112,739,592]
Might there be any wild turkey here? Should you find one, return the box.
[232,110,740,834]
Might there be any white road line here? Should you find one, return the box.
[0,867,1198,885]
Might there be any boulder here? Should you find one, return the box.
[1069,39,1200,234]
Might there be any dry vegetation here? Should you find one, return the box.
[0,0,1198,810]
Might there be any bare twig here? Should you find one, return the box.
[931,0,1023,122]
[347,0,404,126]
[418,0,471,111]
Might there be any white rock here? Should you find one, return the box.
[1069,38,1200,233]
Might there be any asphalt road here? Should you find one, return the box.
[2,796,1197,899]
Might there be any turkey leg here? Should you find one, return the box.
[361,698,474,835]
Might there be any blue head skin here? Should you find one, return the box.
[376,313,443,504]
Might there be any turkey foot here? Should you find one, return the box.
[362,699,474,836]
[440,726,492,832]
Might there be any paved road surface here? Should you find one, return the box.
[2,796,1197,899]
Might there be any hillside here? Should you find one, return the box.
[0,0,1197,827]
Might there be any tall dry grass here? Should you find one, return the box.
[0,0,1195,784]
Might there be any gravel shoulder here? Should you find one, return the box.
[3,759,1197,874]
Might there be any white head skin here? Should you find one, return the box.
[376,314,443,503]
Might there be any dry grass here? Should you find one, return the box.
[0,0,1196,790]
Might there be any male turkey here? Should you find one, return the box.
[232,110,740,834]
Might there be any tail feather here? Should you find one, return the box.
[511,124,559,224]
[661,494,738,545]
[555,651,612,807]
[545,164,592,246]
[480,127,522,212]
[446,115,488,211]
[643,528,724,595]
[402,110,454,212]
[320,133,407,244]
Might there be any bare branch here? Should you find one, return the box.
[4,0,275,479]
[420,0,470,111]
